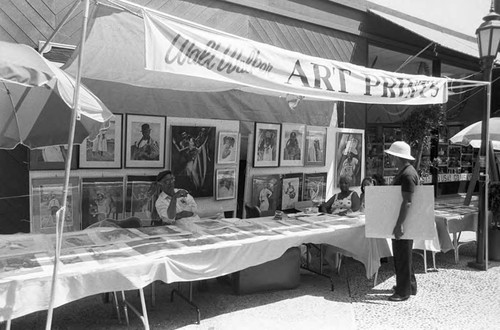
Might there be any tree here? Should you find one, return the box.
[401,105,446,171]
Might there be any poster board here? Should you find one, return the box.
[365,186,435,240]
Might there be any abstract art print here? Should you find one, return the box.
[253,123,280,167]
[280,124,305,167]
[79,114,122,168]
[125,114,165,168]
[171,125,215,197]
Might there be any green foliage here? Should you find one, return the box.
[401,105,445,150]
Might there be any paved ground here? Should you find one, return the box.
[5,233,500,330]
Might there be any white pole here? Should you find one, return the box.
[45,0,90,328]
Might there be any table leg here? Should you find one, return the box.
[122,288,150,330]
[112,291,121,323]
[170,282,201,324]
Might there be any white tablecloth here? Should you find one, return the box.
[0,214,391,322]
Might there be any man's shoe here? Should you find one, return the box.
[388,293,410,302]
[392,285,416,295]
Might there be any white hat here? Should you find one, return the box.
[385,141,415,160]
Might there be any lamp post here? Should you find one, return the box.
[469,3,500,270]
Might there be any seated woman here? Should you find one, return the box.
[319,175,360,272]
[153,170,198,226]
[359,177,376,213]
[319,175,360,216]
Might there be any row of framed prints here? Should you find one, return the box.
[29,114,240,170]
[31,170,237,233]
[253,122,327,168]
[251,172,327,216]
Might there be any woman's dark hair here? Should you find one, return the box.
[371,173,386,186]
[361,177,376,194]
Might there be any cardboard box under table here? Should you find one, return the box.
[232,247,301,294]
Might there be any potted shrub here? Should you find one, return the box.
[488,181,500,261]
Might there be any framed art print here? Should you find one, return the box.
[251,174,280,216]
[79,114,122,168]
[81,177,125,229]
[215,168,237,200]
[31,177,80,233]
[171,125,216,197]
[125,114,165,168]
[303,172,327,204]
[29,145,78,170]
[253,122,280,167]
[125,175,157,226]
[280,123,305,167]
[304,126,327,166]
[281,173,303,211]
[335,129,364,187]
[217,131,239,164]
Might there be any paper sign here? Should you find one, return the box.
[365,186,435,240]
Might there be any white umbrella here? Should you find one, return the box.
[449,117,500,150]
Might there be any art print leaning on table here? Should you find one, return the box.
[125,175,157,226]
[79,114,122,168]
[216,168,237,200]
[31,177,81,233]
[171,125,216,197]
[252,174,281,216]
[81,178,125,229]
[303,173,327,204]
[281,173,303,211]
[253,122,281,167]
[125,114,165,168]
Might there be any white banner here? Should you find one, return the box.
[143,9,448,105]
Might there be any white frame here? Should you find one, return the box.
[215,168,237,200]
[217,131,239,164]
[125,114,165,168]
[253,122,281,168]
[79,114,122,168]
[280,123,305,167]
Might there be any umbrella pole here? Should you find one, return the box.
[45,0,90,328]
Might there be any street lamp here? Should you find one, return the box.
[469,4,500,270]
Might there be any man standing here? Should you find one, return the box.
[384,141,419,302]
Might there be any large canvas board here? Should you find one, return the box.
[365,186,436,240]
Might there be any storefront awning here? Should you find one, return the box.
[369,9,479,59]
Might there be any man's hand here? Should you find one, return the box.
[173,189,188,198]
[176,211,194,219]
[393,224,404,239]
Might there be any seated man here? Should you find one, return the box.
[154,170,198,225]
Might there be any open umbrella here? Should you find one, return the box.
[0,40,55,87]
[0,39,112,329]
[450,118,500,150]
[0,51,114,149]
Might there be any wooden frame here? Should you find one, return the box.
[215,168,237,200]
[253,122,281,167]
[81,177,125,229]
[303,172,327,204]
[29,145,78,170]
[304,126,327,166]
[281,173,303,211]
[335,129,364,187]
[31,177,80,233]
[79,114,122,168]
[171,125,216,197]
[217,131,239,164]
[125,114,165,168]
[280,123,305,167]
[251,174,281,216]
